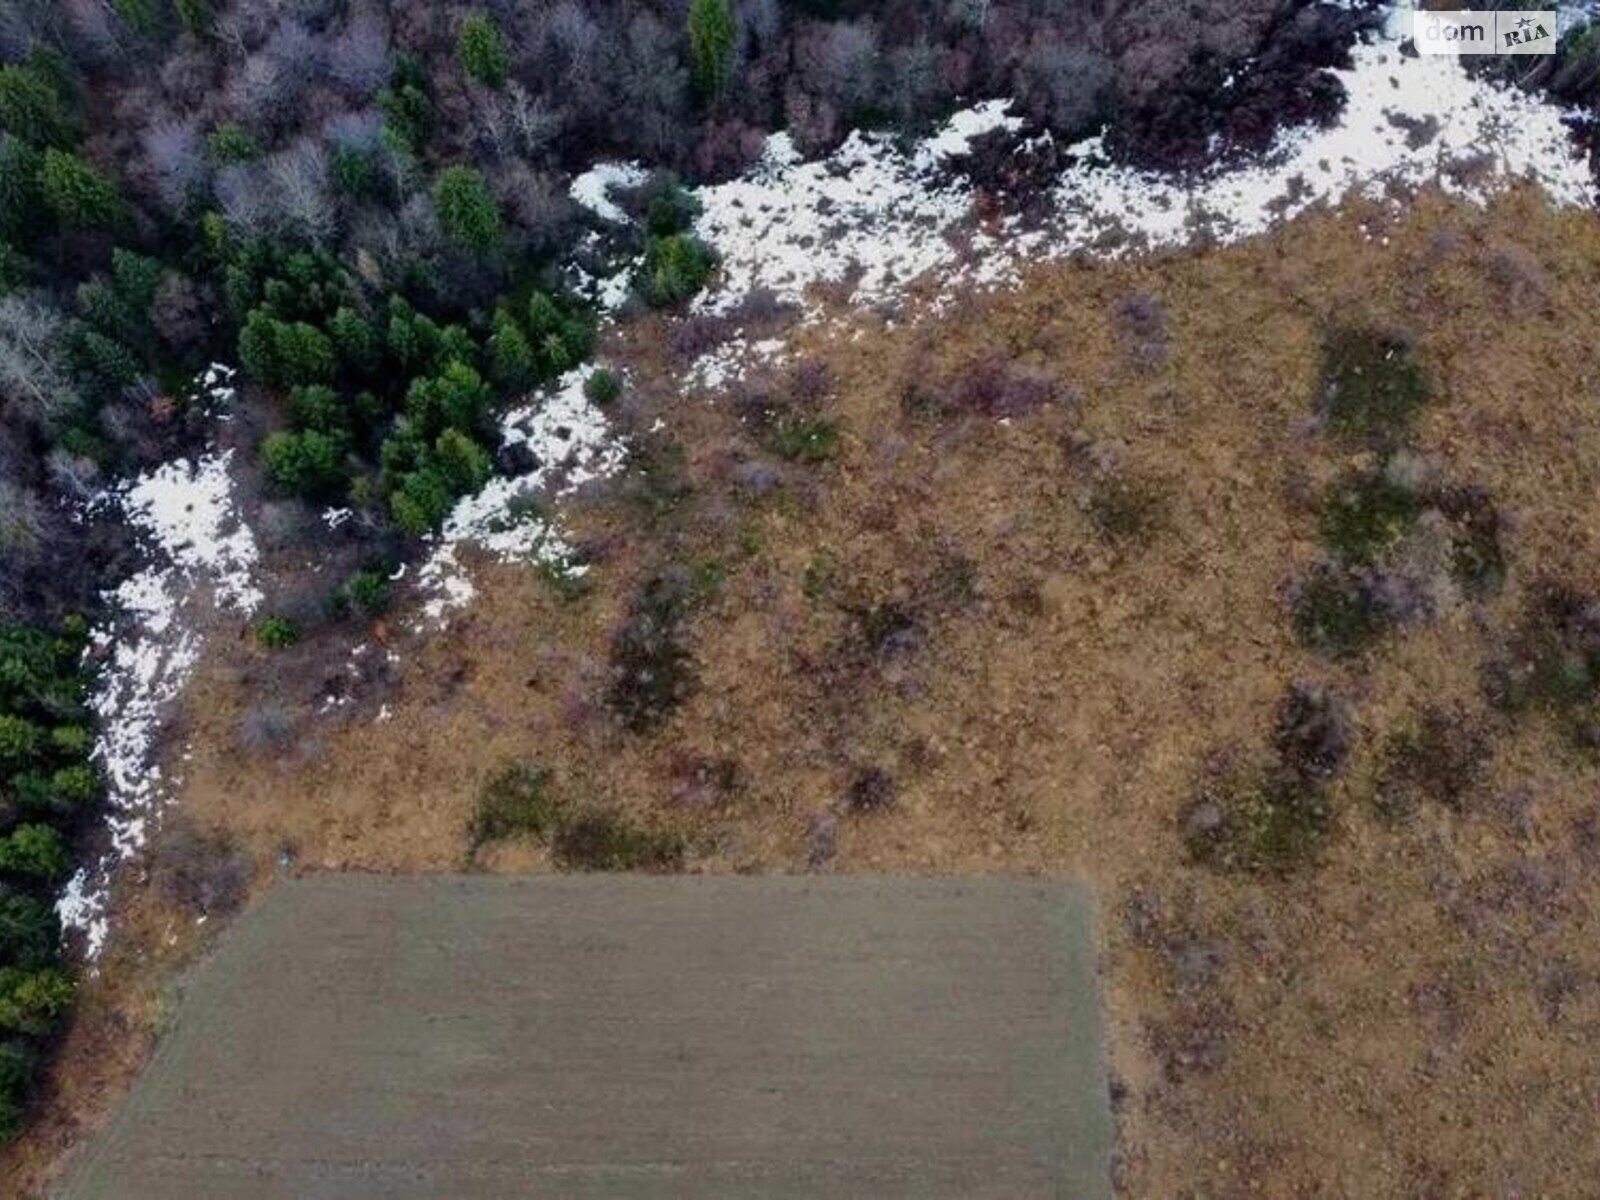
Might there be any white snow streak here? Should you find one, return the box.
[675,13,1594,381]
[416,364,626,623]
[59,367,260,959]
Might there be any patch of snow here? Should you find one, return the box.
[58,373,260,961]
[679,14,1594,384]
[912,98,1025,169]
[415,365,627,625]
[570,161,648,225]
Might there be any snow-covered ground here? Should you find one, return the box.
[571,6,1596,385]
[62,4,1600,956]
[59,367,262,959]
[415,363,629,624]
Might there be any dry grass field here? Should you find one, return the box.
[11,183,1600,1197]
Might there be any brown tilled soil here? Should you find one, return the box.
[10,184,1600,1197]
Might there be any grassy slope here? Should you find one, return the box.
[14,184,1600,1195]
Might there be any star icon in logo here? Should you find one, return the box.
[1516,15,1533,29]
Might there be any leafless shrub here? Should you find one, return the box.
[846,767,895,813]
[1115,291,1169,370]
[493,163,573,252]
[1016,40,1111,135]
[1484,240,1551,314]
[239,702,296,753]
[147,818,254,918]
[151,271,208,356]
[479,82,560,160]
[805,809,838,871]
[947,356,1062,419]
[1272,681,1352,786]
[0,478,43,564]
[46,447,102,504]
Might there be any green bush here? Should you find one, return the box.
[329,145,380,200]
[607,573,700,732]
[457,13,510,89]
[552,809,686,872]
[645,182,701,238]
[0,1039,34,1141]
[583,367,622,406]
[640,234,715,307]
[1086,473,1168,544]
[1373,706,1490,822]
[0,63,74,149]
[433,166,501,252]
[389,466,455,535]
[1291,565,1389,658]
[766,416,840,464]
[0,716,41,773]
[327,307,381,376]
[488,308,535,388]
[1184,765,1333,873]
[340,569,393,618]
[1483,586,1600,752]
[404,361,492,439]
[239,312,336,388]
[469,763,562,850]
[0,616,91,1144]
[1319,468,1419,565]
[378,57,434,151]
[254,615,300,650]
[0,136,46,245]
[432,428,492,494]
[0,895,60,972]
[175,0,211,33]
[1319,328,1431,444]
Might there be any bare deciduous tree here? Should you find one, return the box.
[324,3,392,98]
[0,295,77,432]
[267,138,336,245]
[142,117,207,213]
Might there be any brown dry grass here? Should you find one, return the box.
[12,184,1600,1197]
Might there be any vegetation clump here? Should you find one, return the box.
[254,615,299,649]
[1483,584,1600,751]
[551,810,685,872]
[1319,468,1420,565]
[1184,683,1351,873]
[469,762,562,851]
[468,762,684,871]
[456,13,509,90]
[1318,328,1431,444]
[607,571,704,733]
[766,415,840,464]
[1290,565,1389,658]
[1373,706,1491,822]
[1087,473,1168,545]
